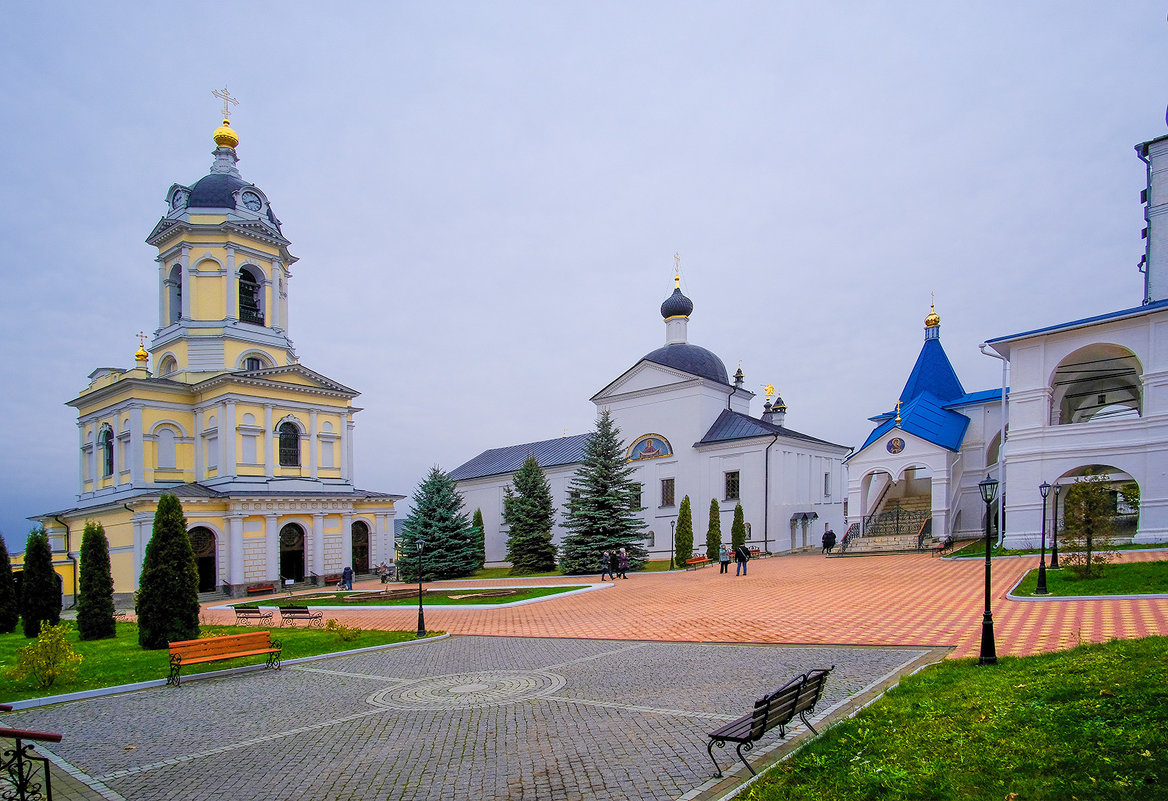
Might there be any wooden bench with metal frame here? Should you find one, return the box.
[706,666,834,778]
[233,606,274,626]
[279,606,324,628]
[245,583,277,596]
[685,556,712,569]
[167,631,281,687]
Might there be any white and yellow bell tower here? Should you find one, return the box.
[147,90,297,378]
[33,94,402,601]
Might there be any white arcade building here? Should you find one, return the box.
[451,278,850,563]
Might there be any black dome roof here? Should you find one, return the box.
[188,172,250,208]
[660,287,694,319]
[642,343,729,384]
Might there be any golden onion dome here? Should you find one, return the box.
[213,118,239,149]
[134,344,149,364]
[924,302,940,328]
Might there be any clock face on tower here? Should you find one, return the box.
[171,190,188,209]
[241,191,262,211]
[887,437,905,454]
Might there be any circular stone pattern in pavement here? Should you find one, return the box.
[367,670,567,710]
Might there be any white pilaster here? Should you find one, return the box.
[228,514,245,585]
[311,512,325,576]
[129,406,144,486]
[180,246,191,319]
[341,512,353,570]
[309,409,318,479]
[223,400,237,477]
[264,405,274,477]
[194,408,204,479]
[227,246,238,320]
[265,514,279,580]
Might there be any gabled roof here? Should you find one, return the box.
[855,391,970,454]
[697,409,847,449]
[450,434,591,482]
[899,338,964,403]
[195,363,358,397]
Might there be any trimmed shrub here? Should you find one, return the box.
[0,534,17,634]
[136,494,200,649]
[20,528,61,638]
[77,520,117,640]
[731,503,747,550]
[676,496,694,565]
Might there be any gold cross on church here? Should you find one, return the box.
[212,87,238,119]
[895,399,903,425]
[136,331,147,347]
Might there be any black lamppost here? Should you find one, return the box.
[1049,485,1061,569]
[1036,481,1051,595]
[669,520,676,571]
[978,474,999,666]
[415,539,426,638]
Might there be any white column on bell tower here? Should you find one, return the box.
[1139,133,1168,304]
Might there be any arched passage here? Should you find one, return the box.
[280,523,306,582]
[1050,344,1142,425]
[188,526,217,593]
[351,520,370,574]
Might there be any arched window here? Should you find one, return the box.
[99,427,114,477]
[159,355,178,376]
[279,422,300,467]
[167,265,182,326]
[239,267,264,325]
[156,427,177,470]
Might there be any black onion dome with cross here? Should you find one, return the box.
[640,268,729,384]
[167,88,282,232]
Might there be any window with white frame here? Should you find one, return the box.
[724,470,740,501]
[660,477,675,507]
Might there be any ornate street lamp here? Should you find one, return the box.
[1036,481,1051,595]
[670,520,676,571]
[978,475,999,666]
[416,539,426,638]
[1050,485,1061,569]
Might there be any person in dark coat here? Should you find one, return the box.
[617,548,629,579]
[734,544,750,576]
[342,565,353,590]
[599,551,614,581]
[609,550,621,580]
[823,527,837,554]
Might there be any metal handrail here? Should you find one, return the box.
[1,724,62,801]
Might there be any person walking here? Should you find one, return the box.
[719,544,730,574]
[599,551,614,581]
[342,565,354,590]
[734,543,750,576]
[609,549,621,581]
[824,527,837,554]
[617,548,629,579]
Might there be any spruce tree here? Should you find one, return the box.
[398,467,478,582]
[471,508,486,571]
[0,534,18,634]
[20,528,61,638]
[731,503,747,550]
[706,499,722,559]
[77,520,117,641]
[504,456,559,575]
[558,410,648,574]
[136,494,200,649]
[675,496,694,565]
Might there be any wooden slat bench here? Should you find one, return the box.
[167,631,281,687]
[279,606,324,628]
[749,548,763,559]
[707,666,834,777]
[245,583,277,596]
[685,556,711,569]
[234,606,274,626]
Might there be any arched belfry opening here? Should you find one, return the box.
[238,266,265,325]
[166,264,182,326]
[1050,344,1142,425]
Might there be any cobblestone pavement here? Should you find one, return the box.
[9,637,936,801]
[202,550,1168,659]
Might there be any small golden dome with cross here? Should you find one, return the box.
[924,302,940,328]
[213,118,239,149]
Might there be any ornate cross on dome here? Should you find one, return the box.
[136,331,147,347]
[213,87,239,119]
[895,399,903,425]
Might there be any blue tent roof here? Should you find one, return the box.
[856,391,971,454]
[898,337,964,403]
[449,434,590,481]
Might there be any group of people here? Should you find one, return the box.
[599,548,630,580]
[821,527,837,554]
[718,543,753,575]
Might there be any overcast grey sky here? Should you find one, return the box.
[1,3,1165,547]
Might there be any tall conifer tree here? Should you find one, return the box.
[0,534,17,634]
[398,467,478,582]
[471,508,486,571]
[20,528,61,638]
[77,520,117,640]
[707,499,722,559]
[136,494,200,649]
[731,503,747,550]
[504,456,558,574]
[559,410,648,574]
[675,496,694,566]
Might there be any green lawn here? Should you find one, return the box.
[739,636,1168,801]
[950,540,1167,559]
[237,585,586,608]
[469,560,675,579]
[1012,560,1168,597]
[0,622,422,703]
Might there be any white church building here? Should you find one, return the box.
[451,278,850,563]
[846,119,1168,549]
